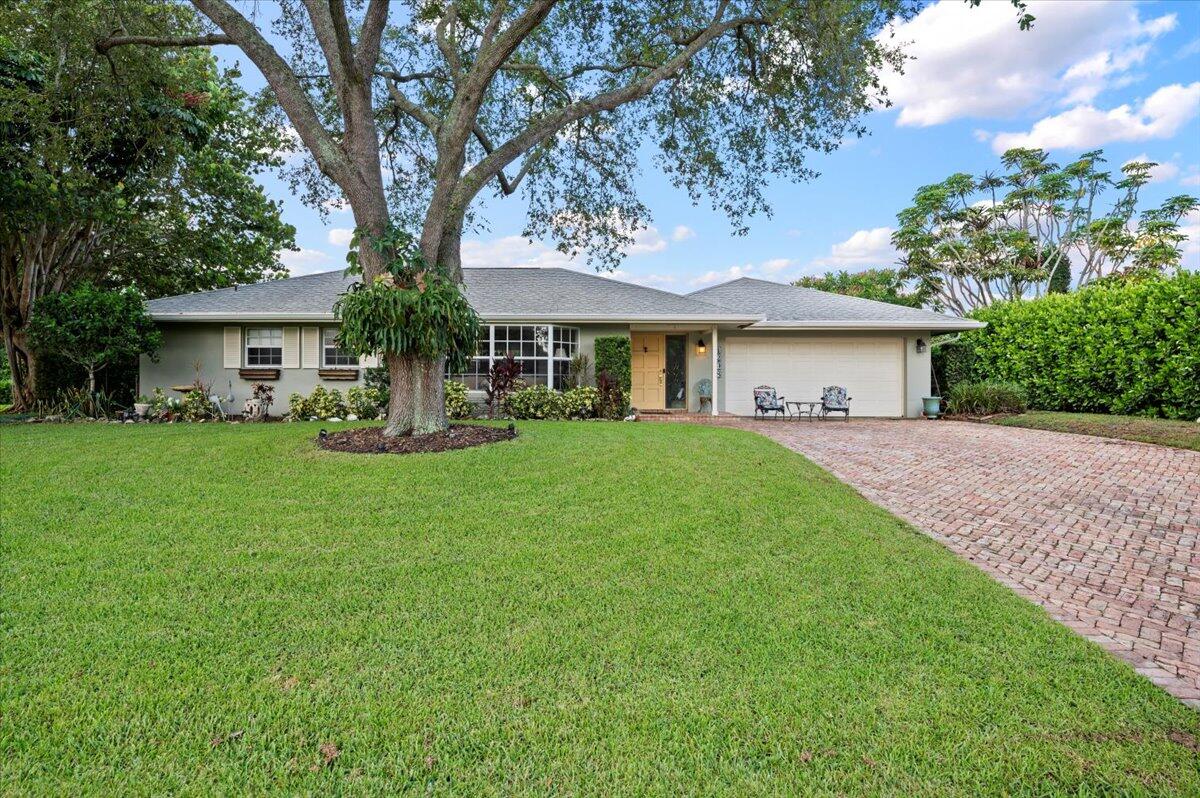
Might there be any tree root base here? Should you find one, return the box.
[317,424,514,455]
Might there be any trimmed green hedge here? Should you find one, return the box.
[948,273,1199,419]
[594,335,632,393]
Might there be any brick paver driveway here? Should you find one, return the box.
[736,418,1200,708]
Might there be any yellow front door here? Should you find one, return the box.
[630,333,665,410]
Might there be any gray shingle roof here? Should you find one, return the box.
[689,277,983,330]
[146,267,756,322]
[146,268,981,329]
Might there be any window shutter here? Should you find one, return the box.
[360,352,379,368]
[223,327,241,368]
[301,327,319,368]
[282,327,300,368]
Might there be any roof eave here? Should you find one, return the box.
[744,319,986,331]
[150,312,762,324]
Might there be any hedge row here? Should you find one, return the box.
[938,273,1199,419]
[594,335,632,393]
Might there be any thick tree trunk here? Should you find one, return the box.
[1,323,38,411]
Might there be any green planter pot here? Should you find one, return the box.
[922,396,942,419]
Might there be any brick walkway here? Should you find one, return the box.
[719,418,1199,708]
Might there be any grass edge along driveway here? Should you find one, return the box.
[2,421,1198,795]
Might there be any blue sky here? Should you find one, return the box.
[218,0,1200,290]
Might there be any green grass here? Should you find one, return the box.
[2,421,1198,796]
[993,410,1200,451]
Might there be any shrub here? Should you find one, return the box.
[346,386,381,420]
[288,386,347,420]
[561,386,599,419]
[952,272,1199,419]
[595,370,627,420]
[594,336,631,394]
[444,379,472,419]
[485,354,522,418]
[945,381,1028,416]
[179,389,213,421]
[566,353,591,388]
[504,384,565,420]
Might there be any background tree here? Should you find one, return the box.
[0,0,293,410]
[26,284,161,395]
[794,268,927,308]
[892,148,1198,315]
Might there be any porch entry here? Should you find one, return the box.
[630,332,688,411]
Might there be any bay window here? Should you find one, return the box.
[446,324,579,390]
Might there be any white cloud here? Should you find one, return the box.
[689,264,757,287]
[1122,154,1180,184]
[881,1,1176,127]
[811,227,897,268]
[626,225,668,255]
[1182,209,1199,269]
[1180,166,1200,187]
[760,258,794,274]
[461,236,576,269]
[671,225,696,242]
[278,248,335,276]
[327,228,354,247]
[992,82,1200,152]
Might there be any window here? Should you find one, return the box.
[245,327,282,366]
[322,328,357,367]
[444,324,580,390]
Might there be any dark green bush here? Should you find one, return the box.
[945,381,1028,416]
[953,273,1199,419]
[594,336,631,393]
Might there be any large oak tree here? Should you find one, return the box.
[104,0,1030,435]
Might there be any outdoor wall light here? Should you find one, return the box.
[916,338,927,353]
[697,339,707,355]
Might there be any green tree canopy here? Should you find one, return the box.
[794,268,927,308]
[27,284,161,394]
[0,0,294,410]
[892,148,1198,316]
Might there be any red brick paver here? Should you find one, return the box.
[733,418,1200,708]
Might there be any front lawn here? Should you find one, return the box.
[2,422,1197,795]
[993,410,1200,451]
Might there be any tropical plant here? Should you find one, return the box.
[893,148,1199,314]
[25,285,161,394]
[346,386,381,420]
[444,379,472,420]
[566,353,592,388]
[485,355,522,419]
[0,0,293,410]
[39,385,120,420]
[179,388,213,421]
[595,371,627,420]
[561,386,600,419]
[794,268,927,308]
[504,384,565,420]
[95,1,1031,434]
[945,381,1028,416]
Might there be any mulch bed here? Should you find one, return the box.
[316,424,515,455]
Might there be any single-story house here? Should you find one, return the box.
[141,267,983,417]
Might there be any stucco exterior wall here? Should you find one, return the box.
[139,322,367,412]
[141,322,933,418]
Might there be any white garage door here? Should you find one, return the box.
[724,336,904,417]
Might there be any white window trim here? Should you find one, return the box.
[321,327,357,368]
[448,324,579,389]
[245,326,283,367]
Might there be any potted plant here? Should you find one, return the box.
[242,382,274,421]
[133,394,152,418]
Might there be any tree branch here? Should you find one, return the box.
[355,0,390,76]
[385,79,440,131]
[95,32,233,54]
[191,0,354,187]
[460,9,763,202]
